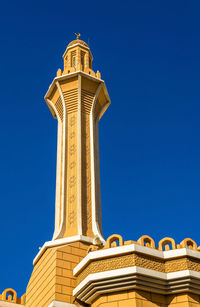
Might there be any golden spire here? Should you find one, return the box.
[75,32,80,40]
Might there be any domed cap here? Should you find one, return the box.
[67,33,89,49]
[67,39,89,48]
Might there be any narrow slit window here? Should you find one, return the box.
[89,57,92,68]
[81,56,84,70]
[72,56,76,68]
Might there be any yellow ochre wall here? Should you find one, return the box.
[26,242,90,306]
[91,291,200,307]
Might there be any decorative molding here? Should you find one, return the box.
[73,266,200,304]
[47,99,62,239]
[53,81,67,240]
[46,98,60,238]
[46,99,60,121]
[90,83,104,243]
[75,252,200,285]
[76,253,165,284]
[44,71,110,107]
[74,244,200,276]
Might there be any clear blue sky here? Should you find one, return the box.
[0,0,200,296]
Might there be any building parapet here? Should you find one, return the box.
[88,234,200,253]
[0,289,25,305]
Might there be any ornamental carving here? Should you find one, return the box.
[77,252,200,285]
[76,234,200,285]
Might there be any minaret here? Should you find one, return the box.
[26,36,110,307]
[45,35,110,242]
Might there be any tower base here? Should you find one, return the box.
[26,238,92,307]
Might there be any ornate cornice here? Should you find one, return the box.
[73,267,200,303]
[73,234,200,304]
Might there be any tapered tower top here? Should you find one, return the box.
[56,34,101,79]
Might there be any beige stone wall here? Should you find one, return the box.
[26,242,90,307]
[91,291,200,307]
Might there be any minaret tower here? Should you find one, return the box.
[26,35,110,307]
[46,35,110,242]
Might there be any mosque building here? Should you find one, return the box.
[1,35,200,307]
